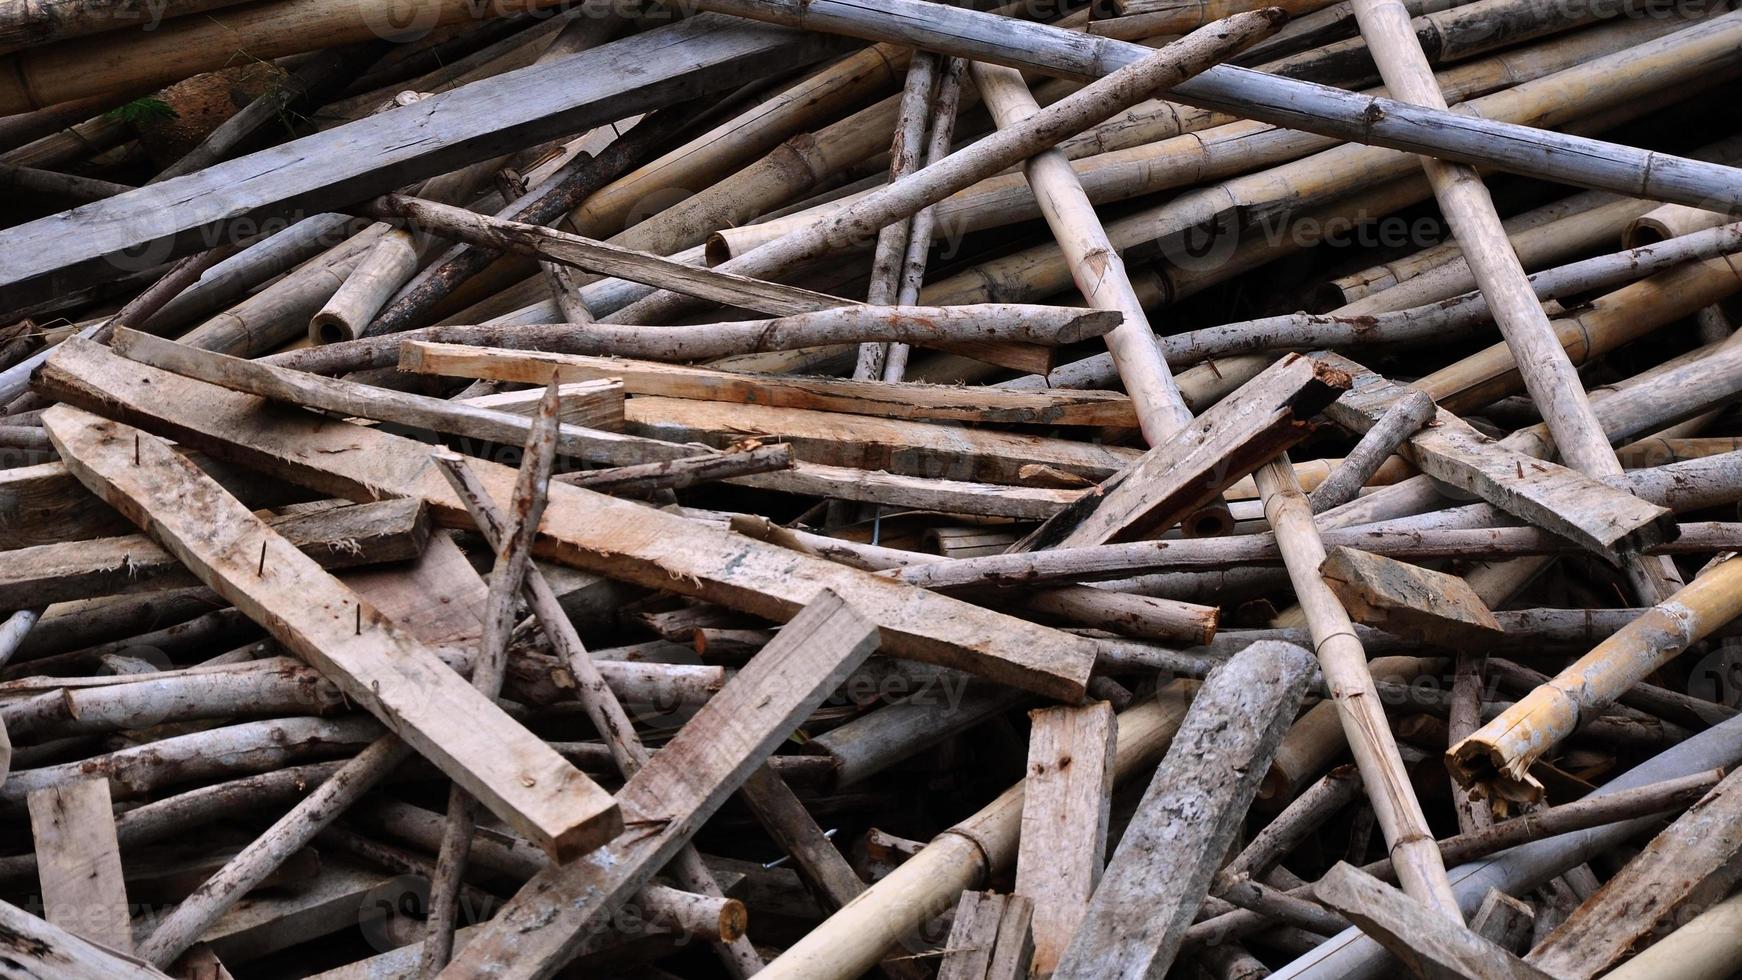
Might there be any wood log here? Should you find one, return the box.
[437,591,880,979]
[40,404,620,862]
[1054,641,1315,979]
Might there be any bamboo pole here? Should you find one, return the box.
[1253,454,1461,917]
[604,11,1290,325]
[1451,555,1742,803]
[0,0,258,54]
[309,228,417,343]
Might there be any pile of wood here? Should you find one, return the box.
[6,0,1742,976]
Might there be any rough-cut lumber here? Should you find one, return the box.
[1470,889,1535,954]
[0,498,429,607]
[1320,546,1502,645]
[0,15,843,304]
[1603,891,1742,980]
[437,591,880,980]
[40,404,620,862]
[401,343,1141,426]
[42,339,1097,700]
[1318,352,1677,559]
[27,778,132,954]
[1017,352,1347,550]
[938,891,1036,980]
[1054,641,1315,979]
[1525,767,1742,978]
[1314,863,1554,979]
[1016,702,1117,975]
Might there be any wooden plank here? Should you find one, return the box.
[457,380,625,431]
[1016,352,1348,550]
[1054,641,1316,980]
[1314,863,1554,980]
[937,891,1036,980]
[40,339,1097,700]
[1526,767,1742,979]
[1469,889,1534,954]
[0,895,172,979]
[27,778,132,954]
[0,16,843,305]
[625,396,1138,484]
[0,498,430,607]
[401,343,1141,427]
[40,405,621,862]
[437,590,881,980]
[1015,702,1116,976]
[1319,546,1502,646]
[1316,352,1677,559]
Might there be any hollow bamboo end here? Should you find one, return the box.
[309,311,357,345]
[703,232,733,267]
[1446,735,1546,810]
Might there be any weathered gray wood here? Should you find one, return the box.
[1469,889,1534,954]
[0,16,843,305]
[1054,641,1316,979]
[1317,352,1676,559]
[1016,702,1117,975]
[1319,546,1502,646]
[1308,389,1436,512]
[1526,767,1742,979]
[1017,352,1347,550]
[27,778,132,954]
[437,591,881,980]
[43,339,1097,700]
[1314,863,1553,980]
[0,499,429,607]
[0,896,172,979]
[938,891,1036,980]
[40,405,620,863]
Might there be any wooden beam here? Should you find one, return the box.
[625,396,1137,484]
[1320,546,1503,647]
[0,895,172,979]
[40,405,621,862]
[40,338,1095,700]
[401,343,1141,427]
[0,499,429,607]
[938,891,1036,980]
[0,16,843,305]
[1526,767,1742,979]
[1055,641,1316,979]
[28,778,132,954]
[1016,352,1347,550]
[1314,863,1554,980]
[438,591,881,980]
[458,380,625,431]
[1016,702,1117,976]
[1316,352,1677,560]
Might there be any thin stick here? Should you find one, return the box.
[855,51,937,380]
[882,57,965,383]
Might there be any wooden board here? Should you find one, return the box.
[40,405,621,863]
[937,891,1036,980]
[0,895,172,979]
[1015,703,1116,975]
[39,339,1096,700]
[625,396,1139,484]
[1317,352,1677,560]
[438,591,881,979]
[1315,863,1553,980]
[402,343,1141,427]
[458,380,625,431]
[27,778,132,954]
[1320,546,1503,647]
[0,498,429,607]
[0,16,843,306]
[1017,352,1347,550]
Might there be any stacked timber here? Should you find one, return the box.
[4,0,1742,977]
